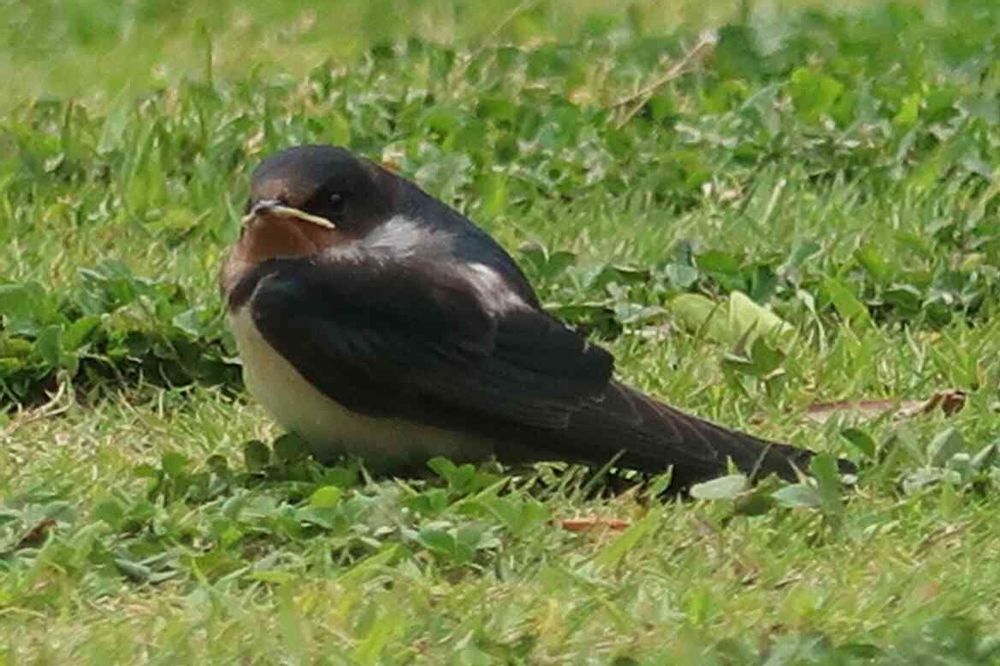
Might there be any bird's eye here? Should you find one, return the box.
[328,193,346,216]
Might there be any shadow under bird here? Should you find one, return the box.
[221,145,849,489]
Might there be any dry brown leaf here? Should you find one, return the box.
[896,389,967,418]
[804,389,966,425]
[15,519,57,550]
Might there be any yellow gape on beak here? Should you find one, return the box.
[241,200,336,229]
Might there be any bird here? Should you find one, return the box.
[220,144,849,490]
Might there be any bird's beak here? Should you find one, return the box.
[241,200,336,229]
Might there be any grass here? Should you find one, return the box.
[5,0,1000,662]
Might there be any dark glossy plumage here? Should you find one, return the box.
[225,145,853,489]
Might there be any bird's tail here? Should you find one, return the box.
[565,381,853,490]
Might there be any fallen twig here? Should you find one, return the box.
[446,0,543,93]
[614,31,717,128]
[1,380,73,440]
[560,515,630,532]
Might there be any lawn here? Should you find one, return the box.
[4,0,1000,662]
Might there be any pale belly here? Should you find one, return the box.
[228,308,496,471]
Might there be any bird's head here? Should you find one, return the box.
[221,145,399,293]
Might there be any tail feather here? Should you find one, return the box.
[559,381,852,489]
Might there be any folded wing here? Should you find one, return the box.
[246,253,614,431]
[243,251,841,487]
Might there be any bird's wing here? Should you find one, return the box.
[244,254,614,430]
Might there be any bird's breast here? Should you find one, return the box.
[228,306,495,471]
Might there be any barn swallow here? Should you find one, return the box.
[221,145,848,489]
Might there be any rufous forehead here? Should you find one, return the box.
[251,176,315,205]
